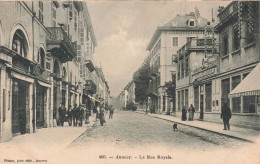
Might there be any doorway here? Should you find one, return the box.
[12,80,29,135]
[36,85,46,128]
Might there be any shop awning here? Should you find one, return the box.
[229,63,260,98]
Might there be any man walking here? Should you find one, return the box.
[78,104,84,126]
[109,106,114,119]
[58,104,65,127]
[73,104,78,126]
[67,105,72,126]
[221,103,232,130]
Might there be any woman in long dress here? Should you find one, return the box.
[99,106,105,126]
[182,106,187,121]
[188,104,195,121]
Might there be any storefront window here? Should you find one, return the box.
[221,78,230,107]
[232,76,241,113]
[194,87,199,111]
[232,97,241,113]
[205,83,212,112]
[243,96,256,113]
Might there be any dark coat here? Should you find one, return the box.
[67,108,72,118]
[182,107,187,121]
[58,107,65,119]
[221,104,231,121]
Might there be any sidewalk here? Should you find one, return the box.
[135,110,260,143]
[0,115,97,161]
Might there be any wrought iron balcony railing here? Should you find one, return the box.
[85,80,97,95]
[46,27,77,63]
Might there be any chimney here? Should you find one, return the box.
[195,7,200,19]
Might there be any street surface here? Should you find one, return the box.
[70,111,248,151]
[1,111,259,164]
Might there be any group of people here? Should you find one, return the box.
[56,103,85,127]
[94,104,115,126]
[181,103,232,130]
[181,104,195,121]
[66,104,85,127]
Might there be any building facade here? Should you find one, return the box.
[174,1,260,130]
[0,1,110,142]
[147,8,211,113]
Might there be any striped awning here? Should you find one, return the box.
[229,63,260,98]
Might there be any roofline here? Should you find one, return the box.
[146,26,206,51]
[83,2,97,47]
[217,1,235,17]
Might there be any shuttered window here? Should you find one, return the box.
[39,1,44,23]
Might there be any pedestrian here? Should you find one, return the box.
[72,104,78,126]
[188,104,195,121]
[67,105,72,126]
[78,104,84,126]
[181,106,187,121]
[96,104,100,121]
[221,103,232,130]
[134,105,137,111]
[53,108,57,127]
[58,103,65,127]
[99,105,105,126]
[85,107,91,124]
[109,106,114,119]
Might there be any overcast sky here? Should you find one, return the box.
[87,1,229,97]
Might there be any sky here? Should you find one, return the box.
[87,1,230,97]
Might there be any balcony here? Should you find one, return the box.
[177,38,217,58]
[85,55,95,72]
[84,80,97,95]
[46,27,77,63]
[218,2,238,23]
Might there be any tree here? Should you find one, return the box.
[133,56,150,104]
[164,81,175,101]
[164,74,176,112]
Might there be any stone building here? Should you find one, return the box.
[215,1,260,130]
[0,1,107,142]
[174,1,260,130]
[146,8,211,113]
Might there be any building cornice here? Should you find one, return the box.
[82,2,97,47]
[147,26,206,51]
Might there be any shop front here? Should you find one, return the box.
[229,63,260,130]
[12,77,31,135]
[11,51,34,136]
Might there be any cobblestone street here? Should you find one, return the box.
[70,111,249,151]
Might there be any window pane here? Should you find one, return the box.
[243,96,255,113]
[232,97,241,113]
